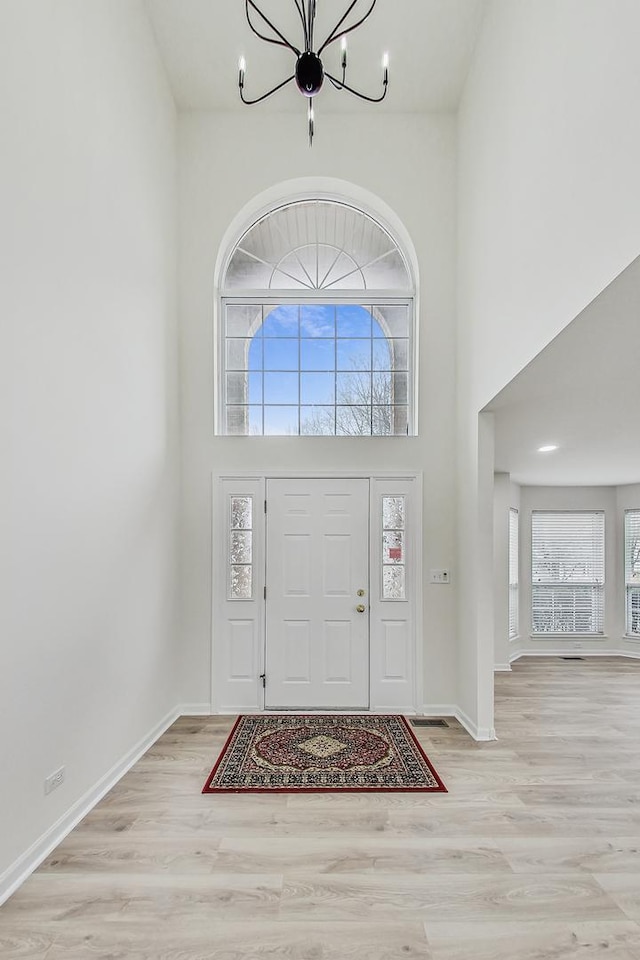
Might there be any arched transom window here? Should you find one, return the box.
[219,199,414,436]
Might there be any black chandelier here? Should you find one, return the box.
[238,1,389,145]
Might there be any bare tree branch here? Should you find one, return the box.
[301,363,393,435]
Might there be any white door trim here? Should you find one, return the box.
[211,471,423,714]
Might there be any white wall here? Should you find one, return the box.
[459,0,640,413]
[457,0,640,735]
[0,0,178,891]
[178,112,458,714]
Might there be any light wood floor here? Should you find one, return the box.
[2,656,640,959]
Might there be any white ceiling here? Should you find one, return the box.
[486,255,640,488]
[144,0,486,112]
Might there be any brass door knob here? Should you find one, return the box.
[356,604,366,613]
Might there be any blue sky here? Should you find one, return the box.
[244,304,393,434]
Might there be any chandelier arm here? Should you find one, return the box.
[245,4,289,50]
[245,0,300,55]
[324,71,388,103]
[239,74,296,105]
[317,0,377,56]
[293,0,309,48]
[317,0,359,52]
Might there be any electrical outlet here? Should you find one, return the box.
[44,766,65,795]
[430,569,450,584]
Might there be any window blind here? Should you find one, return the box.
[508,508,519,639]
[625,510,640,637]
[531,511,605,634]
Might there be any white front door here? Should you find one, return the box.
[265,478,370,709]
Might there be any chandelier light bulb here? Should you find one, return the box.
[238,56,246,87]
[307,99,315,147]
[382,51,389,83]
[341,36,347,70]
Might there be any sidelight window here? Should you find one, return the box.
[382,495,406,600]
[228,496,253,600]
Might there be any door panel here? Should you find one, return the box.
[381,619,410,681]
[265,478,369,709]
[323,535,352,595]
[228,620,255,680]
[283,535,311,595]
[283,621,311,681]
[323,620,352,682]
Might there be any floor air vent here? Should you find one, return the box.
[410,718,449,728]
[559,656,585,661]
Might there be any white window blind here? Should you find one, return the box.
[625,510,640,637]
[531,511,605,635]
[508,508,519,639]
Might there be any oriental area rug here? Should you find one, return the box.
[202,714,447,793]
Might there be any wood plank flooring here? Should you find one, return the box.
[2,656,640,958]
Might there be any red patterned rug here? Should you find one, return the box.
[202,714,447,793]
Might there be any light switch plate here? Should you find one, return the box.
[430,569,450,584]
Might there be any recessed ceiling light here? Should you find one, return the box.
[537,444,559,453]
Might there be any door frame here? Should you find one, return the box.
[211,471,423,714]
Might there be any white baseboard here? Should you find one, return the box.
[494,663,512,672]
[420,703,458,717]
[454,706,496,742]
[419,704,496,742]
[215,706,421,715]
[178,703,212,716]
[509,648,640,663]
[371,706,417,715]
[216,706,261,714]
[0,705,181,907]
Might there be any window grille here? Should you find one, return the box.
[228,496,253,600]
[219,200,414,437]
